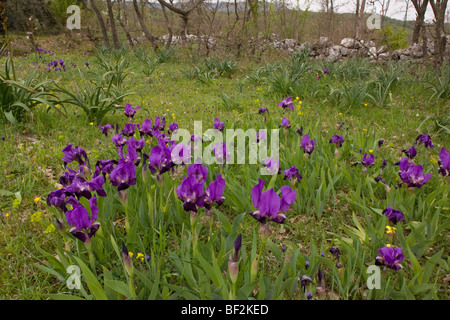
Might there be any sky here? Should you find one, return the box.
[290,0,444,22]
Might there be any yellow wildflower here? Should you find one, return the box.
[30,211,43,223]
[45,224,56,234]
[386,226,396,234]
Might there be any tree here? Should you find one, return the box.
[156,0,206,42]
[106,0,120,49]
[89,0,110,48]
[410,0,429,44]
[429,0,448,68]
[355,0,367,39]
[132,0,159,50]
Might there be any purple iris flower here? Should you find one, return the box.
[296,127,303,136]
[383,206,405,225]
[283,166,302,181]
[124,104,141,119]
[59,165,86,187]
[62,143,88,166]
[402,146,417,159]
[256,130,267,143]
[416,134,433,148]
[139,119,153,136]
[375,246,404,271]
[112,132,127,148]
[259,108,268,114]
[281,117,291,128]
[95,159,117,177]
[324,68,330,75]
[109,159,137,191]
[300,134,315,154]
[46,189,67,212]
[265,157,281,175]
[249,179,297,224]
[187,164,208,183]
[176,176,206,213]
[277,97,294,110]
[214,118,225,132]
[148,145,172,175]
[98,124,113,137]
[329,135,344,148]
[213,142,231,164]
[397,158,432,188]
[438,148,450,177]
[85,62,89,68]
[65,196,100,243]
[362,153,375,167]
[204,174,226,210]
[153,117,166,131]
[168,122,179,134]
[123,123,139,137]
[126,137,145,153]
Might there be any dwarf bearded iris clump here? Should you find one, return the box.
[64,196,100,243]
[382,206,406,225]
[416,134,433,148]
[300,135,315,155]
[396,157,431,188]
[438,148,450,177]
[277,97,294,110]
[375,246,404,271]
[249,179,297,235]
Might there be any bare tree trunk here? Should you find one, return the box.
[161,4,173,49]
[132,0,158,50]
[90,0,110,48]
[411,0,429,44]
[157,0,205,42]
[429,0,448,70]
[355,0,366,39]
[117,0,134,48]
[106,0,119,49]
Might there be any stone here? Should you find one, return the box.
[377,45,387,54]
[341,38,355,48]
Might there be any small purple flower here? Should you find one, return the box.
[148,145,172,175]
[375,246,404,271]
[307,292,313,300]
[402,146,417,159]
[283,166,302,181]
[153,117,166,131]
[126,137,145,153]
[85,62,89,68]
[112,132,127,148]
[305,261,310,270]
[214,118,225,132]
[109,159,137,191]
[438,147,450,177]
[65,196,100,243]
[397,158,432,188]
[382,206,405,225]
[124,104,141,119]
[139,119,153,136]
[187,164,209,183]
[323,68,330,75]
[416,134,433,148]
[258,107,268,114]
[176,176,205,213]
[123,123,139,137]
[265,157,281,175]
[256,130,267,143]
[362,153,375,167]
[329,134,344,148]
[168,122,179,134]
[300,134,315,154]
[46,189,67,212]
[213,142,231,164]
[378,139,384,147]
[98,124,113,137]
[62,143,88,166]
[296,127,303,136]
[204,174,226,210]
[277,97,294,110]
[249,179,297,224]
[280,117,291,129]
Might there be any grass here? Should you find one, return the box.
[0,42,449,300]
